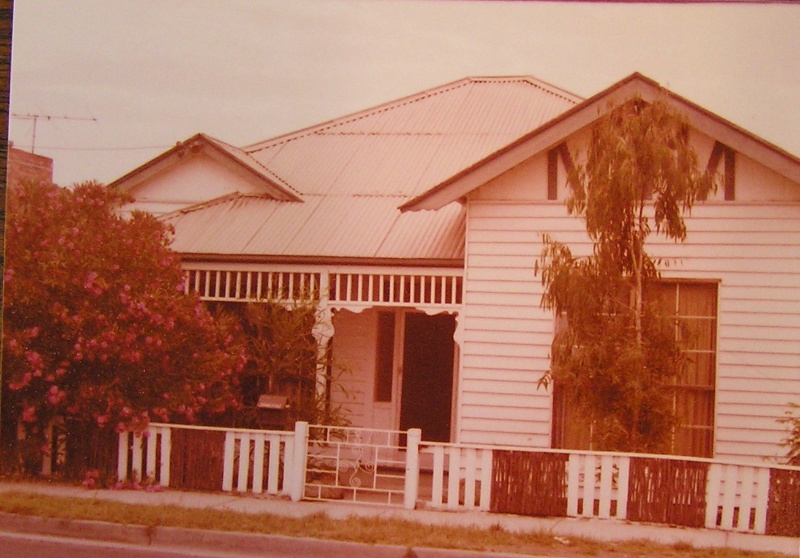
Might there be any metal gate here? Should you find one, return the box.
[304,424,410,506]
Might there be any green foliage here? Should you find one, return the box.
[778,403,800,465]
[2,180,246,473]
[222,298,349,427]
[539,97,714,453]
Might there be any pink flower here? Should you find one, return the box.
[25,351,42,366]
[21,406,36,423]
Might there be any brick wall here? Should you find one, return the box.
[7,143,53,189]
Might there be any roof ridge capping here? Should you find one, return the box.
[245,77,478,151]
[401,72,800,212]
[467,75,583,104]
[245,74,582,152]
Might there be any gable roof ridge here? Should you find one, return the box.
[196,133,304,199]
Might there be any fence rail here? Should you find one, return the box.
[113,421,800,537]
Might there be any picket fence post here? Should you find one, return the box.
[404,428,421,510]
[157,427,171,487]
[290,421,309,502]
[117,431,129,481]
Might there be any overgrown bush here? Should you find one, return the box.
[209,298,350,429]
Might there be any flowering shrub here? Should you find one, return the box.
[3,180,247,473]
[82,468,101,489]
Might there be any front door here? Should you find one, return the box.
[399,313,455,442]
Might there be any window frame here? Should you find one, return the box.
[550,279,719,457]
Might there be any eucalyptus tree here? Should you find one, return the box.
[538,97,715,453]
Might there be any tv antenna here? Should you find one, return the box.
[11,113,97,153]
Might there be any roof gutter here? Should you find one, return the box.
[178,253,465,269]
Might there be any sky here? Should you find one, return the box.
[8,0,800,187]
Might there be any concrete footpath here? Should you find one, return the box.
[0,481,797,557]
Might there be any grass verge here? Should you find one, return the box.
[0,489,792,558]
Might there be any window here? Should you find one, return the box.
[649,281,717,457]
[552,281,718,457]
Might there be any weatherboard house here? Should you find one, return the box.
[112,73,800,465]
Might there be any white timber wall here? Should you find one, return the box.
[329,308,377,428]
[678,202,800,462]
[460,140,800,463]
[460,199,554,447]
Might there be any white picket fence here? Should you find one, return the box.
[117,422,300,497]
[420,443,493,511]
[706,462,771,533]
[117,423,172,485]
[567,452,630,520]
[221,426,300,497]
[117,422,799,536]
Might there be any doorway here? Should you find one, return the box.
[399,313,456,442]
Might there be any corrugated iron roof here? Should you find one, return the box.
[166,193,465,262]
[165,76,581,263]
